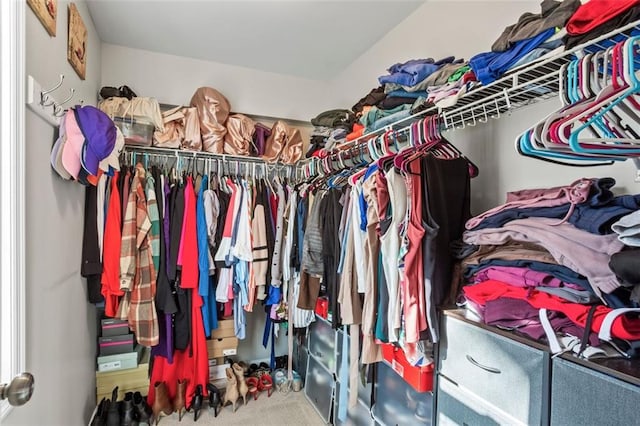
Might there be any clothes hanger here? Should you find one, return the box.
[563,38,640,154]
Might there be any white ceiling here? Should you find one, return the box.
[86,0,424,81]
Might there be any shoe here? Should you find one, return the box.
[236,361,250,376]
[232,363,249,406]
[258,373,274,397]
[133,392,151,426]
[246,377,260,400]
[121,392,139,426]
[189,384,203,422]
[174,379,187,421]
[223,367,239,412]
[90,397,109,426]
[275,355,288,369]
[206,383,221,418]
[106,387,120,426]
[152,382,173,425]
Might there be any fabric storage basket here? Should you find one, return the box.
[114,116,154,147]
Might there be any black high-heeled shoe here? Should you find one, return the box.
[206,383,221,418]
[189,384,203,422]
[133,392,152,425]
[121,391,138,426]
[90,397,109,426]
[106,387,120,426]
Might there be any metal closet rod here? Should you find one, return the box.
[121,145,302,169]
[121,145,304,181]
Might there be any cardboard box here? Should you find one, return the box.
[209,363,230,382]
[99,334,134,356]
[210,319,235,339]
[97,345,143,372]
[100,318,130,337]
[208,357,225,368]
[206,337,238,358]
[381,343,433,393]
[96,348,150,401]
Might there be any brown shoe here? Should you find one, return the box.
[152,381,173,425]
[174,379,187,421]
[223,367,239,412]
[232,363,249,406]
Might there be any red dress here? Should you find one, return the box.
[148,178,209,406]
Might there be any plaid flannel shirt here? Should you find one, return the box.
[118,164,159,346]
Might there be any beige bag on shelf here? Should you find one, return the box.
[263,120,303,164]
[182,107,202,151]
[153,106,202,150]
[189,87,231,154]
[224,114,255,156]
[153,106,183,149]
[98,96,164,131]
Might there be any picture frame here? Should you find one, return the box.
[27,0,57,37]
[67,3,87,80]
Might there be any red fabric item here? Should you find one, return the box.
[566,0,640,35]
[101,172,123,317]
[178,177,199,289]
[463,280,640,341]
[462,70,477,83]
[269,191,278,227]
[346,123,365,142]
[147,289,209,408]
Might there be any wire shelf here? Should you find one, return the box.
[325,19,640,151]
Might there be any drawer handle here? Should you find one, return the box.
[466,355,501,374]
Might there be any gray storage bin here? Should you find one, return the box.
[439,315,549,426]
[305,353,335,423]
[372,361,432,426]
[551,357,640,426]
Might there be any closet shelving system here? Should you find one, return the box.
[123,20,640,176]
[312,19,640,162]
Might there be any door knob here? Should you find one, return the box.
[0,372,35,406]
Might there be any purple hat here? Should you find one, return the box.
[74,105,117,176]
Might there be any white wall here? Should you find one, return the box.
[101,44,335,122]
[4,1,102,425]
[330,1,538,108]
[330,0,640,214]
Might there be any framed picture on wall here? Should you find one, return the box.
[27,0,58,37]
[67,3,87,80]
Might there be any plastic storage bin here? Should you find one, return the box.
[381,343,434,393]
[372,361,433,426]
[334,381,375,426]
[304,354,335,423]
[308,315,337,373]
[114,116,154,146]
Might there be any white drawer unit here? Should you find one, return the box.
[437,313,551,426]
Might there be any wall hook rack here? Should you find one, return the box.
[26,74,75,127]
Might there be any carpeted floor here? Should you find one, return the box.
[157,389,326,426]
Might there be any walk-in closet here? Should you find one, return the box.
[2,1,640,425]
